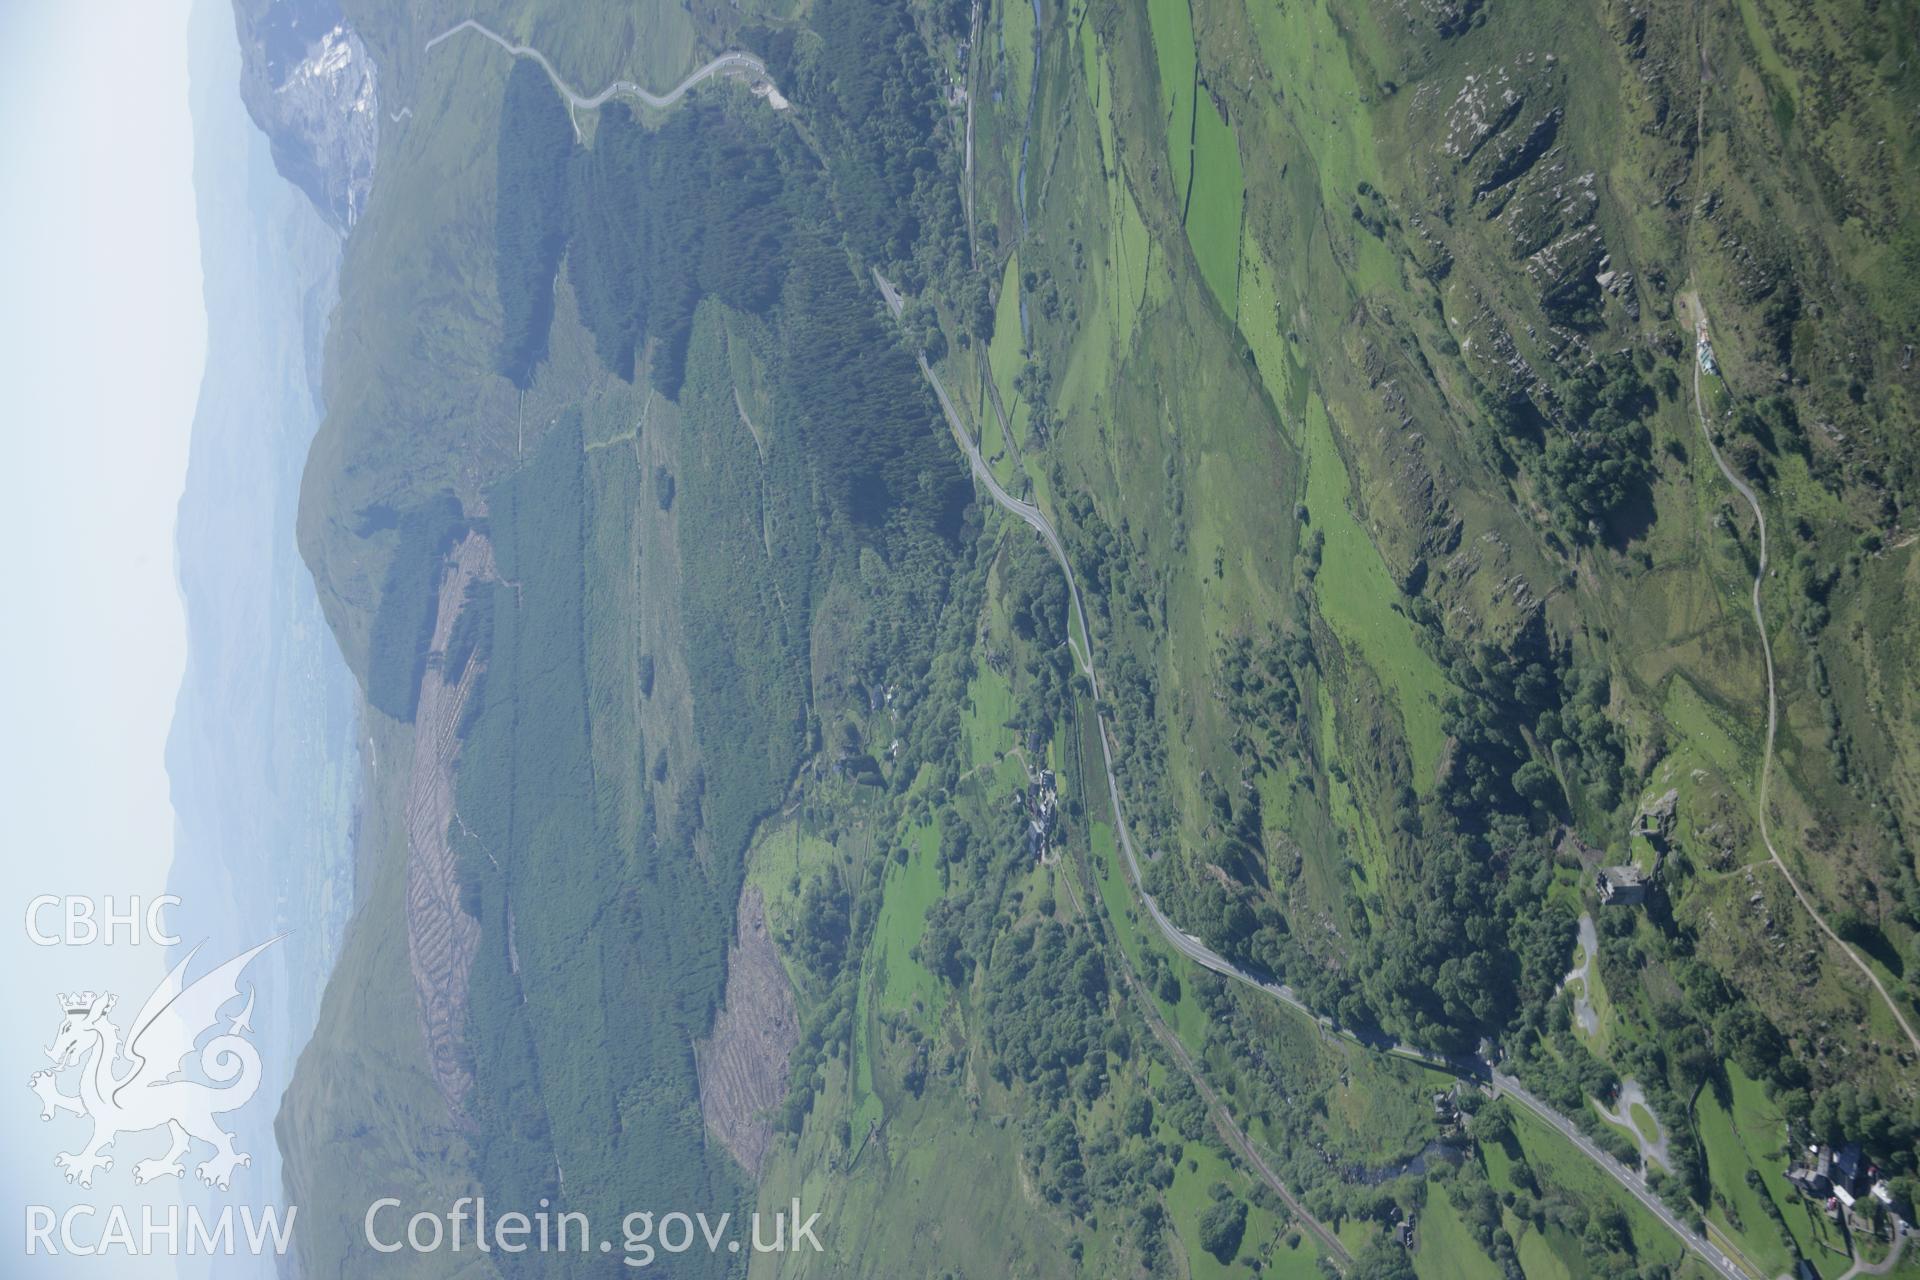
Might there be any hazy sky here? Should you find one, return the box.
[0,1,203,1271]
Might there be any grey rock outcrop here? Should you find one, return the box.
[231,0,377,232]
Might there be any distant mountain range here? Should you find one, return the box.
[163,1,359,1271]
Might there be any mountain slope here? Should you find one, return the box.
[268,0,1920,1276]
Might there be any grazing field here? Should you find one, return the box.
[1414,1192,1503,1280]
[1301,392,1448,787]
[872,820,943,1030]
[1145,0,1197,208]
[1183,91,1241,312]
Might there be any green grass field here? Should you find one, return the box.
[1161,1124,1320,1277]
[1514,1222,1579,1280]
[961,665,1015,770]
[1302,392,1449,786]
[749,818,845,943]
[1692,1063,1857,1278]
[872,819,944,1029]
[989,251,1025,397]
[1144,0,1197,208]
[1001,0,1036,124]
[1184,91,1242,312]
[1415,1192,1503,1280]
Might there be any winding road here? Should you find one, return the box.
[1686,300,1920,1060]
[1839,1227,1909,1280]
[877,269,1751,1280]
[422,19,784,115]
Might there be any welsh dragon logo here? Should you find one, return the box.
[28,937,280,1191]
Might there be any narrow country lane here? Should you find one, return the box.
[422,19,784,113]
